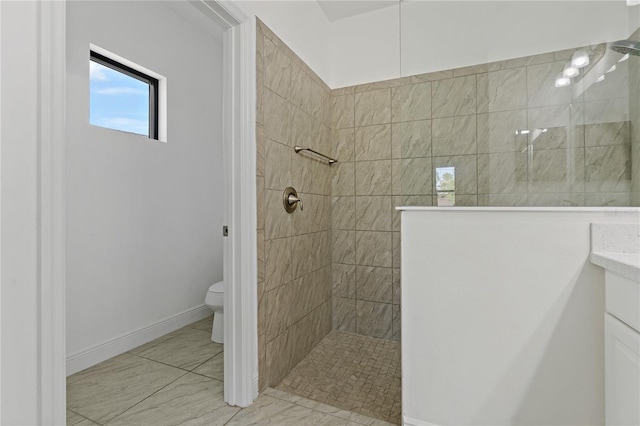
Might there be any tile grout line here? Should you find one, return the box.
[67,407,103,426]
[101,369,191,425]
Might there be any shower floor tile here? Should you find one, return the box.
[277,331,402,425]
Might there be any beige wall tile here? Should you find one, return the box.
[290,63,312,117]
[392,196,402,232]
[256,68,264,126]
[528,193,586,207]
[391,82,432,122]
[333,128,355,161]
[333,230,355,265]
[478,193,528,206]
[265,139,291,190]
[264,89,290,145]
[264,38,291,99]
[432,75,476,118]
[392,305,401,340]
[333,297,356,332]
[585,192,630,207]
[355,266,392,303]
[355,196,392,231]
[266,328,292,387]
[453,64,489,77]
[477,68,527,113]
[497,52,555,71]
[331,94,355,130]
[391,160,401,195]
[477,152,528,194]
[290,106,315,149]
[292,155,331,195]
[353,76,411,93]
[401,158,433,195]
[333,263,355,298]
[392,268,400,305]
[392,232,400,268]
[292,193,329,235]
[448,194,478,206]
[291,232,330,279]
[257,229,265,283]
[332,162,355,196]
[410,70,453,83]
[355,125,392,161]
[584,122,630,147]
[256,124,265,177]
[355,300,393,339]
[392,120,432,159]
[477,110,527,153]
[256,176,265,231]
[265,189,291,240]
[585,144,631,192]
[432,115,477,156]
[332,196,355,230]
[356,231,392,267]
[355,160,392,195]
[265,237,292,292]
[265,285,294,342]
[355,89,391,126]
[526,61,573,107]
[401,195,433,207]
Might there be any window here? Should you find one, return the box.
[89,51,159,139]
[435,166,455,206]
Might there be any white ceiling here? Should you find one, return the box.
[316,0,399,22]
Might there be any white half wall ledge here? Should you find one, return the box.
[66,305,212,376]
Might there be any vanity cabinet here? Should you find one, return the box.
[604,271,640,426]
[605,313,640,426]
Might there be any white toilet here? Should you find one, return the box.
[205,281,224,343]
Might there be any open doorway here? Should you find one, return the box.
[0,0,258,423]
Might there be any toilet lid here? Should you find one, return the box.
[209,281,224,293]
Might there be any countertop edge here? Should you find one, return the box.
[590,252,640,283]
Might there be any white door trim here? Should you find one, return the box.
[38,1,67,423]
[195,0,259,407]
[36,0,257,423]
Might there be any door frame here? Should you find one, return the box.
[37,0,257,423]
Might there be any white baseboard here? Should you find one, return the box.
[403,416,440,426]
[66,304,212,376]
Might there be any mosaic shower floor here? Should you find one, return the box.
[277,331,402,425]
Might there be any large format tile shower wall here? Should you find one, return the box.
[256,20,637,388]
[256,20,333,390]
[330,43,634,334]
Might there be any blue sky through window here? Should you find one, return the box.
[89,60,149,136]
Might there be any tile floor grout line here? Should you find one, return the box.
[129,347,224,373]
[222,405,244,425]
[188,369,224,383]
[189,350,223,372]
[67,407,104,426]
[103,370,191,425]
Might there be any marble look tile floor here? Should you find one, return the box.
[67,317,393,426]
[277,331,401,425]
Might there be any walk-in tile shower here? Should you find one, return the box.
[256,4,640,424]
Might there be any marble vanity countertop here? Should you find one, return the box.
[590,222,640,282]
[590,252,640,283]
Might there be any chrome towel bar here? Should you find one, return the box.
[294,146,337,166]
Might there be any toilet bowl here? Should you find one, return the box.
[205,281,224,343]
